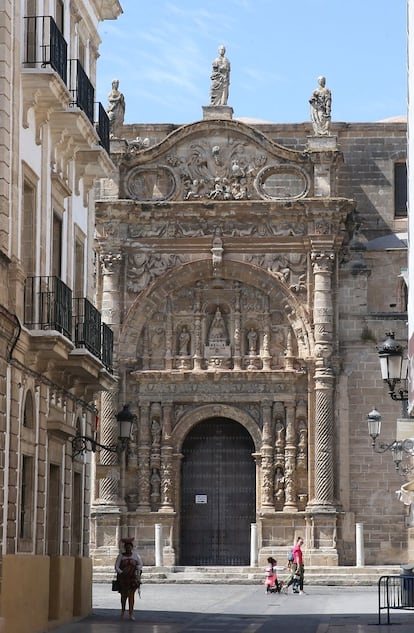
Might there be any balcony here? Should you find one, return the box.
[21,14,114,173]
[24,277,114,385]
[68,59,94,125]
[25,275,72,338]
[23,16,67,83]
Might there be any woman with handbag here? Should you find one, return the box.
[115,537,143,620]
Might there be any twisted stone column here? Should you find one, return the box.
[310,250,335,509]
[96,390,121,505]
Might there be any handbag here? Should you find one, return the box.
[112,576,120,592]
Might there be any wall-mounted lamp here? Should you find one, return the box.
[366,407,414,475]
[71,404,136,459]
[377,332,408,402]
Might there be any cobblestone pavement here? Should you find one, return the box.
[47,584,414,633]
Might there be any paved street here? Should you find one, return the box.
[48,583,414,633]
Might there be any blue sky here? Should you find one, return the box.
[97,0,407,125]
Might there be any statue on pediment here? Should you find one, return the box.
[210,45,231,106]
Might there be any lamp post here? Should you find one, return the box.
[366,407,414,475]
[71,404,136,458]
[377,332,408,403]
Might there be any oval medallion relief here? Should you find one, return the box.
[255,165,309,200]
[125,165,176,201]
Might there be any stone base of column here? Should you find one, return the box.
[202,105,233,120]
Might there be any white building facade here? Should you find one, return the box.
[0,2,121,632]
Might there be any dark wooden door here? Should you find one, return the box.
[180,418,255,565]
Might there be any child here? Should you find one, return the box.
[264,556,282,593]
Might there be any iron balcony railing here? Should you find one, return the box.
[96,102,110,153]
[24,15,67,85]
[24,276,72,340]
[24,277,114,372]
[73,298,102,359]
[68,59,94,125]
[102,323,114,373]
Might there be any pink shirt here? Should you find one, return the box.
[292,543,303,565]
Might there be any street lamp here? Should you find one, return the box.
[71,404,136,458]
[366,407,414,475]
[377,332,408,402]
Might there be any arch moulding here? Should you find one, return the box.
[172,403,262,453]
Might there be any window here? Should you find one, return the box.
[55,0,64,33]
[72,472,82,556]
[23,391,34,428]
[19,455,34,540]
[47,464,61,555]
[52,212,62,278]
[22,180,36,276]
[74,234,85,298]
[394,162,407,218]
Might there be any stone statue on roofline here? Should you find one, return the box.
[309,75,331,135]
[107,78,125,137]
[210,45,231,106]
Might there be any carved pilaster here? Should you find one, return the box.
[160,446,175,511]
[283,403,298,511]
[261,401,274,508]
[165,304,173,370]
[137,403,151,509]
[161,402,173,442]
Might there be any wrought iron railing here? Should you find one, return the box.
[24,276,72,339]
[102,323,114,373]
[68,59,94,124]
[23,16,67,85]
[96,102,110,153]
[378,574,414,624]
[73,298,102,358]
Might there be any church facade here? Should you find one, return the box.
[91,104,411,568]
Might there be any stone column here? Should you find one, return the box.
[261,400,274,509]
[137,403,151,510]
[100,251,123,344]
[283,403,298,511]
[310,250,335,509]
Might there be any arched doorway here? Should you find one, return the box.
[180,417,256,565]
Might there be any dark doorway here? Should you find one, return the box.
[180,417,255,565]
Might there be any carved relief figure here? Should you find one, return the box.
[210,45,231,106]
[309,76,332,136]
[107,79,125,137]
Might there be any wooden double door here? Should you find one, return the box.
[180,417,256,566]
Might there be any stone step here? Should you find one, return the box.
[94,565,402,586]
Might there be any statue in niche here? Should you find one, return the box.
[247,328,258,354]
[208,307,228,343]
[274,466,285,504]
[151,418,161,445]
[297,426,308,469]
[107,79,125,137]
[309,75,332,136]
[210,45,231,106]
[178,326,191,355]
[150,468,161,500]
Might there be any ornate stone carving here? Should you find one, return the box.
[126,253,187,293]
